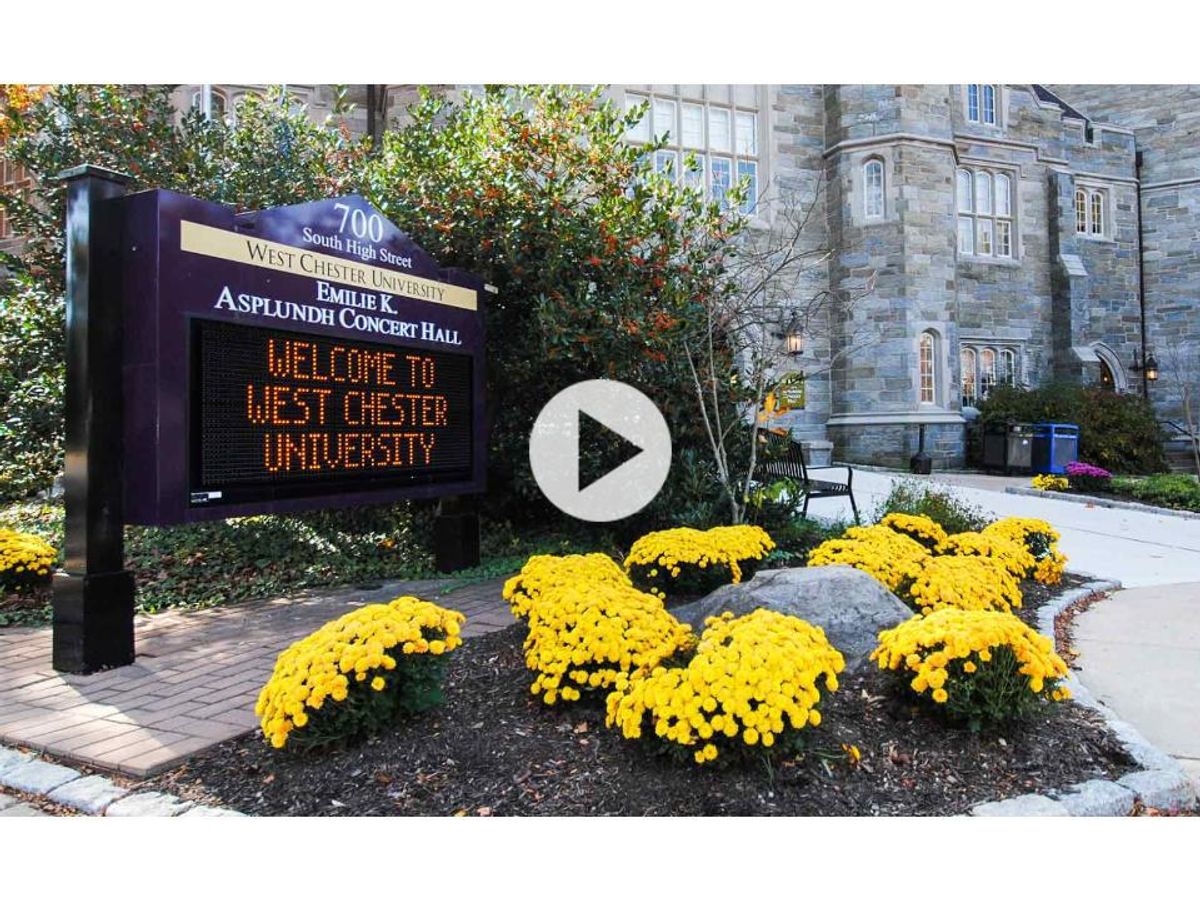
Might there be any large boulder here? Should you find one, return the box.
[672,565,913,672]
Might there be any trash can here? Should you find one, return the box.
[1032,423,1079,474]
[982,421,1034,473]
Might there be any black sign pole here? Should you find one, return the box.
[52,165,136,674]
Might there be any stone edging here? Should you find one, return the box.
[0,745,241,817]
[1005,485,1200,521]
[970,579,1198,816]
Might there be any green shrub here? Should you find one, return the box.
[873,479,993,535]
[978,383,1167,475]
[0,280,65,501]
[761,517,849,568]
[1111,474,1200,511]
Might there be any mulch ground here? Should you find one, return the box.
[148,576,1134,816]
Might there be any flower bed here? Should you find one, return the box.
[1030,471,1200,514]
[153,585,1133,816]
[148,517,1137,815]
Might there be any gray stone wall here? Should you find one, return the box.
[1049,85,1200,424]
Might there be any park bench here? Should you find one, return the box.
[754,428,860,523]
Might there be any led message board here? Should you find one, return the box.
[117,191,487,524]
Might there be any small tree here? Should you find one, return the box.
[681,176,878,523]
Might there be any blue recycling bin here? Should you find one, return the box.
[1032,423,1079,474]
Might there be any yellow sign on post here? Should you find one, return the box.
[774,372,806,412]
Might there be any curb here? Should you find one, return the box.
[969,579,1198,816]
[1004,485,1200,521]
[0,745,242,817]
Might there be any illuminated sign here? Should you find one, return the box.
[118,191,487,525]
[191,320,474,505]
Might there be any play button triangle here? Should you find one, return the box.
[577,409,645,492]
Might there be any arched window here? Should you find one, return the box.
[1000,348,1017,386]
[966,84,999,125]
[1090,192,1104,236]
[190,86,227,122]
[919,332,938,405]
[974,171,994,254]
[957,169,973,212]
[982,85,996,124]
[864,159,884,219]
[961,347,978,405]
[980,348,997,398]
[1076,186,1107,237]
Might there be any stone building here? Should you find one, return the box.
[4,84,1197,467]
[602,84,1196,467]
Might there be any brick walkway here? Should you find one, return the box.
[0,577,513,778]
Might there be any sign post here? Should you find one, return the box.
[53,165,135,674]
[51,181,488,673]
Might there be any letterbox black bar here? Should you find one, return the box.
[52,165,137,674]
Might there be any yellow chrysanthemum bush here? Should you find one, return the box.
[1032,474,1069,492]
[503,552,630,620]
[935,531,1035,581]
[523,581,695,705]
[624,525,775,602]
[606,609,845,765]
[982,517,1068,585]
[896,555,1022,614]
[0,528,56,591]
[255,596,464,751]
[871,608,1071,729]
[879,513,948,550]
[806,524,929,592]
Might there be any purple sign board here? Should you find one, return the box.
[117,190,487,525]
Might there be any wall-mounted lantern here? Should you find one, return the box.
[1131,348,1159,383]
[779,314,805,356]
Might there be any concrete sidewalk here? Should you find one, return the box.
[1071,582,1200,789]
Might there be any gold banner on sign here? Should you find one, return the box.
[179,220,478,311]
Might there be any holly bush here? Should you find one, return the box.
[364,85,743,530]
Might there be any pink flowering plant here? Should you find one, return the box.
[1065,461,1112,494]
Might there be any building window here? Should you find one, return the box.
[864,158,884,219]
[961,342,1021,402]
[966,84,998,125]
[961,347,978,405]
[0,161,33,242]
[625,87,761,215]
[958,167,1014,259]
[919,331,938,405]
[1000,348,1018,386]
[980,348,997,397]
[1075,186,1107,238]
[190,86,228,122]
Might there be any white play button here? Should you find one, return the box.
[529,379,672,522]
